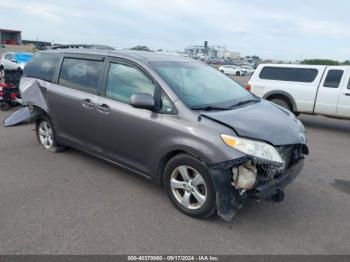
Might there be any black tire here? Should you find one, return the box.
[163,154,216,219]
[236,71,241,76]
[0,102,10,111]
[220,70,225,74]
[269,98,292,111]
[35,115,65,152]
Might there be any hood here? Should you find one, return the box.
[201,100,306,146]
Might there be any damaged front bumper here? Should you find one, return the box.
[209,145,307,221]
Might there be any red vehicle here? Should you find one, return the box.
[0,82,19,111]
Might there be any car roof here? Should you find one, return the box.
[41,49,193,63]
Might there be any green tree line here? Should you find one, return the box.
[302,59,350,65]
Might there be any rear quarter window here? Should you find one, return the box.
[259,67,318,83]
[23,53,60,82]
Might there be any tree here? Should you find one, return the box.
[302,59,340,65]
[341,60,350,65]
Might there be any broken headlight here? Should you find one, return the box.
[220,134,284,165]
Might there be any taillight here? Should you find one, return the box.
[0,87,3,96]
[245,84,251,92]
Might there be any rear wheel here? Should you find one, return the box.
[269,98,292,111]
[164,154,216,219]
[36,115,65,152]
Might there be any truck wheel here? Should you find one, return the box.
[269,98,292,111]
[236,71,241,76]
[220,70,225,74]
[36,115,66,152]
[0,102,10,111]
[163,154,216,219]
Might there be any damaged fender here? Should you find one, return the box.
[208,159,247,221]
[4,106,44,127]
[4,77,50,127]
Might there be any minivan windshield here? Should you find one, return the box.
[151,61,258,110]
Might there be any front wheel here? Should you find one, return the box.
[236,71,241,76]
[164,154,216,219]
[36,115,65,152]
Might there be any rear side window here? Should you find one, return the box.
[259,67,318,83]
[59,58,104,94]
[106,63,156,103]
[23,53,60,82]
[324,70,343,88]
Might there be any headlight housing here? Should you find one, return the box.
[221,134,284,165]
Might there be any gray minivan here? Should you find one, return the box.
[5,49,308,220]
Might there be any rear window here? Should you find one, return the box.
[58,58,104,94]
[23,52,60,82]
[259,67,318,83]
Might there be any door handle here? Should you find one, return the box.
[81,98,94,109]
[343,93,350,96]
[97,104,110,114]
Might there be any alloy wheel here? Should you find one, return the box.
[38,121,54,149]
[170,165,207,210]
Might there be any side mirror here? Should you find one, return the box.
[130,93,155,111]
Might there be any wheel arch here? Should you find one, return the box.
[156,148,210,186]
[263,90,297,112]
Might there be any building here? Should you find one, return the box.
[0,29,22,45]
[185,41,240,60]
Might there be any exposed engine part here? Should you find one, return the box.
[231,161,257,190]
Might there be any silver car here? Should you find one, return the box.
[5,49,308,220]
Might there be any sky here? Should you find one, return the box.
[0,0,349,61]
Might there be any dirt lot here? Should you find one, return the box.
[0,95,349,254]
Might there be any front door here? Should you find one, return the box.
[336,69,350,118]
[94,60,163,175]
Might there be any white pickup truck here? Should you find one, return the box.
[247,64,350,119]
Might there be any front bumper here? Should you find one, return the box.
[254,159,304,200]
[209,157,305,221]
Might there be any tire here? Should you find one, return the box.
[163,154,216,219]
[36,115,65,152]
[269,98,292,111]
[220,70,225,74]
[0,102,10,111]
[236,71,241,76]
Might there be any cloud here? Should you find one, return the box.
[0,0,349,60]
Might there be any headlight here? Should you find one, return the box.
[220,134,284,164]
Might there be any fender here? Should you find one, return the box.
[3,106,45,127]
[263,90,298,112]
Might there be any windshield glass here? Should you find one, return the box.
[151,61,256,109]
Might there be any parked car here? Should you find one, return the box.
[218,65,245,76]
[0,52,33,82]
[240,65,255,75]
[5,50,308,220]
[247,64,350,119]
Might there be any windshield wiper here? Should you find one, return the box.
[229,99,260,109]
[192,106,231,111]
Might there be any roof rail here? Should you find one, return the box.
[46,44,115,50]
